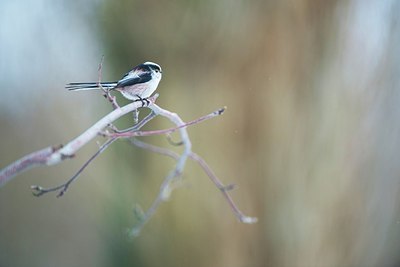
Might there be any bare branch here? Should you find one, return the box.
[0,146,55,187]
[106,106,226,138]
[0,94,159,186]
[31,110,159,197]
[112,111,157,133]
[97,55,119,109]
[132,139,258,226]
[189,152,258,224]
[132,138,180,159]
[128,103,194,237]
[31,138,117,197]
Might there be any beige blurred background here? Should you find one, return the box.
[1,0,400,266]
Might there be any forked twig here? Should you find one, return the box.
[189,152,257,224]
[31,110,159,198]
[32,138,117,197]
[131,139,257,230]
[105,107,226,138]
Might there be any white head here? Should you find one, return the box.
[143,61,162,80]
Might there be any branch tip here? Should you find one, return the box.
[133,204,145,221]
[240,216,258,224]
[216,106,226,115]
[31,185,45,197]
[128,228,141,238]
[57,189,67,198]
[98,55,105,72]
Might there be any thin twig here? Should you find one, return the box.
[128,103,195,237]
[132,138,180,159]
[133,109,139,125]
[189,152,258,224]
[128,160,184,237]
[112,111,157,133]
[107,107,226,138]
[31,138,117,197]
[97,55,104,84]
[97,55,119,109]
[132,139,258,224]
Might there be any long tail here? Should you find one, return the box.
[66,82,118,91]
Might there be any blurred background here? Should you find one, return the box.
[1,0,400,266]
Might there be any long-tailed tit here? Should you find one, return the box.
[66,61,162,101]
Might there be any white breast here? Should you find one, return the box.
[118,71,162,100]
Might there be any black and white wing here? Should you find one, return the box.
[116,68,152,88]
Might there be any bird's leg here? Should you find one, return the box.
[133,95,150,107]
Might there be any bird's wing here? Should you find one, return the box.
[116,70,152,88]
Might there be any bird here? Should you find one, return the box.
[66,61,162,101]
